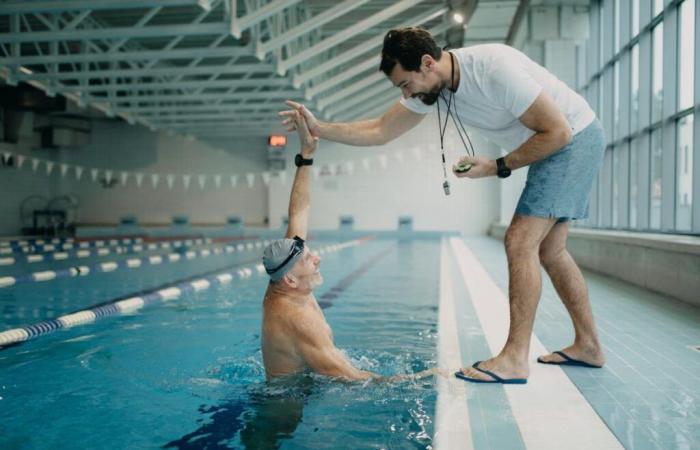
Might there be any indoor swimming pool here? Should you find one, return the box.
[0,236,440,449]
[0,234,697,450]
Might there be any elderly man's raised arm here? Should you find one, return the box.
[284,112,318,241]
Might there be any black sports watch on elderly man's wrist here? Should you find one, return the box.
[295,153,313,167]
[496,157,511,179]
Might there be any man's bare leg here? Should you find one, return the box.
[458,214,555,381]
[537,222,605,366]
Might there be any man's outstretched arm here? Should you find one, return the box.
[279,101,425,147]
[285,111,318,240]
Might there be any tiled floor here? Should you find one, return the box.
[463,236,700,450]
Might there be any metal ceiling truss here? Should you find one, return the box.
[0,0,522,142]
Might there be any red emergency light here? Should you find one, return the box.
[268,135,287,147]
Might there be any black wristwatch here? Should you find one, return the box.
[496,157,511,179]
[295,153,313,167]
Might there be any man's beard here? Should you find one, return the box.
[309,273,323,290]
[416,88,441,105]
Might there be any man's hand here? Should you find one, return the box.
[280,100,321,137]
[452,155,497,179]
[292,109,319,158]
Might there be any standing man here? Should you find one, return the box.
[279,27,606,384]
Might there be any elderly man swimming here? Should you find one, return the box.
[261,112,436,382]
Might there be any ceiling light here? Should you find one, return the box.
[453,12,464,24]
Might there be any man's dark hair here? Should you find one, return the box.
[379,27,442,76]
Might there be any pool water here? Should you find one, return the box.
[0,239,441,449]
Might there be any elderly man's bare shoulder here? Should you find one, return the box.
[263,288,312,326]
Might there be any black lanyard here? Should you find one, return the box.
[436,51,476,195]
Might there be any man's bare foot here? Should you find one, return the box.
[537,343,605,368]
[456,354,529,382]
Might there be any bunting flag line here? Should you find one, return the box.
[1,151,419,192]
[151,173,160,189]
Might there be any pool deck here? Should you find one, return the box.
[435,236,700,450]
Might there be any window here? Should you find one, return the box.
[599,1,605,66]
[651,24,664,124]
[630,139,638,228]
[676,115,694,231]
[631,44,640,132]
[614,61,620,139]
[570,0,696,235]
[650,129,664,229]
[654,0,664,17]
[678,0,695,111]
[614,0,621,53]
[599,75,605,126]
[612,147,620,226]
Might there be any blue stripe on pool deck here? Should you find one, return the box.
[448,246,526,450]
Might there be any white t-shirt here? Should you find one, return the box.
[399,44,596,152]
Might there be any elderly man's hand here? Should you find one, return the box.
[280,100,321,137]
[293,109,319,157]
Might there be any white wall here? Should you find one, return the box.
[268,112,501,235]
[0,116,270,235]
[53,120,270,226]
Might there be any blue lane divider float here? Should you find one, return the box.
[0,236,137,252]
[0,237,213,256]
[0,239,363,349]
[0,239,272,288]
[0,237,77,247]
[0,237,225,266]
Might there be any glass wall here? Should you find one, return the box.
[580,0,698,234]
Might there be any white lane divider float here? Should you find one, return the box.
[0,237,221,265]
[0,239,366,348]
[0,240,264,288]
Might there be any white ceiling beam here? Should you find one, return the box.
[11,63,275,82]
[304,56,378,100]
[0,0,209,14]
[164,120,282,128]
[55,77,290,94]
[230,0,301,39]
[334,88,399,121]
[277,0,423,76]
[0,45,253,66]
[120,103,284,113]
[317,72,385,111]
[147,111,278,120]
[291,6,447,88]
[254,0,371,60]
[348,100,397,122]
[108,90,303,103]
[324,81,394,119]
[0,23,229,45]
